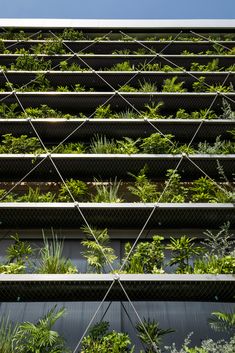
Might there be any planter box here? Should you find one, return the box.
[0,274,233,302]
[3,40,235,54]
[1,71,234,90]
[0,154,233,180]
[1,54,234,70]
[0,203,234,228]
[0,119,234,141]
[0,92,234,111]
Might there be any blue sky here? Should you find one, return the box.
[1,0,235,19]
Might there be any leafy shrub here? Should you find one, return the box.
[58,179,88,202]
[81,321,134,353]
[94,104,113,119]
[0,316,17,352]
[17,187,56,202]
[160,169,188,203]
[193,255,235,274]
[123,236,165,273]
[109,61,134,71]
[140,133,174,153]
[128,166,159,202]
[0,134,41,154]
[167,236,204,273]
[13,306,70,353]
[162,76,187,92]
[81,226,117,273]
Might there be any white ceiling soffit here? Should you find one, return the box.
[0,19,234,29]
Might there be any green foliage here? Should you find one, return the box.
[136,318,174,352]
[138,80,157,92]
[193,255,235,274]
[162,76,187,92]
[175,108,217,120]
[202,222,235,258]
[123,236,165,274]
[51,141,85,154]
[0,103,19,119]
[209,311,235,332]
[193,76,234,92]
[91,177,123,203]
[190,177,231,203]
[58,178,88,202]
[197,136,235,154]
[160,169,188,203]
[17,187,56,202]
[0,316,16,353]
[90,135,118,154]
[221,99,235,119]
[109,61,134,71]
[165,334,235,353]
[140,133,174,153]
[167,236,204,273]
[31,39,66,55]
[81,321,135,353]
[0,134,41,154]
[81,226,117,273]
[59,60,85,71]
[128,166,159,202]
[11,54,51,71]
[61,28,86,40]
[37,232,78,274]
[143,102,165,119]
[190,59,222,72]
[118,84,138,92]
[94,104,113,119]
[13,306,69,353]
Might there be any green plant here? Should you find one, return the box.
[0,316,16,353]
[61,28,86,40]
[190,177,231,203]
[209,311,235,332]
[167,236,204,273]
[175,108,217,120]
[193,76,234,92]
[58,178,88,202]
[17,187,56,202]
[109,61,134,71]
[139,80,157,92]
[160,169,188,203]
[81,226,117,273]
[197,136,235,154]
[0,103,19,119]
[123,236,165,274]
[6,233,32,264]
[31,39,66,55]
[140,133,174,153]
[92,177,123,203]
[136,318,174,353]
[202,222,235,258]
[94,104,113,119]
[11,54,51,71]
[128,166,159,202]
[0,134,41,154]
[51,141,85,154]
[59,60,85,71]
[193,255,235,274]
[221,98,235,119]
[164,334,235,353]
[142,102,165,119]
[118,84,138,92]
[190,59,222,72]
[162,76,187,92]
[89,135,118,154]
[81,321,135,352]
[13,306,70,353]
[37,232,78,274]
[116,137,140,154]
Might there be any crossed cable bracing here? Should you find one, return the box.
[0,27,234,352]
